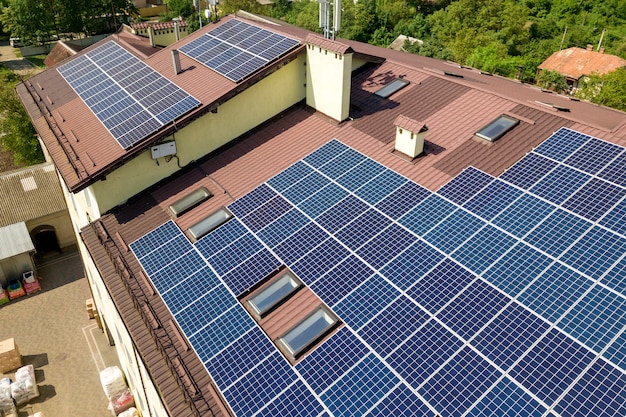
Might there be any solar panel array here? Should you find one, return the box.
[57,41,200,149]
[178,18,300,82]
[131,127,626,417]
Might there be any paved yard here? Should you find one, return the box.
[0,249,121,416]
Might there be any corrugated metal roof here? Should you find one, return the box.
[0,222,34,260]
[538,47,626,80]
[0,163,67,227]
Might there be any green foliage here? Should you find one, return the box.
[537,69,569,93]
[576,68,626,111]
[165,0,195,19]
[0,66,43,166]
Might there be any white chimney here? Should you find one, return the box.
[172,49,182,75]
[148,26,156,47]
[394,115,427,158]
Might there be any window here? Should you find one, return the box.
[187,207,231,240]
[169,187,212,217]
[248,270,302,318]
[475,115,519,142]
[277,306,339,359]
[374,79,409,98]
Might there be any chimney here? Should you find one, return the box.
[586,44,593,51]
[172,50,182,75]
[394,115,427,158]
[174,21,180,42]
[148,26,156,47]
[600,47,605,54]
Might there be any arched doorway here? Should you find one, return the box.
[31,225,61,256]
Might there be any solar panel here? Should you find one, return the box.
[399,194,456,236]
[381,239,446,291]
[297,183,349,218]
[178,19,300,82]
[303,139,349,168]
[563,137,623,174]
[524,208,592,258]
[353,168,407,205]
[355,223,417,270]
[467,378,548,417]
[256,207,309,247]
[602,256,626,294]
[529,164,591,204]
[367,384,435,417]
[599,198,626,236]
[318,148,368,179]
[451,225,517,274]
[374,181,431,220]
[598,152,626,187]
[437,166,493,204]
[533,127,591,161]
[560,226,626,279]
[310,255,375,306]
[240,195,293,232]
[499,152,559,189]
[334,208,392,251]
[561,177,626,221]
[58,41,200,149]
[463,179,523,220]
[423,209,485,253]
[291,237,349,284]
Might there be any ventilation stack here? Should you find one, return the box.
[394,115,427,158]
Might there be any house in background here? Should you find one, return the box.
[16,12,626,417]
[538,45,626,91]
[130,20,190,47]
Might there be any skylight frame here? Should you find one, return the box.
[277,306,339,359]
[475,114,520,142]
[247,269,302,319]
[169,187,213,218]
[374,78,410,98]
[187,207,232,240]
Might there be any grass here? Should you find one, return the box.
[25,55,47,68]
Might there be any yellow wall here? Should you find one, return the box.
[306,44,352,121]
[91,55,306,213]
[26,211,76,250]
[133,26,190,47]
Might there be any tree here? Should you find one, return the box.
[536,69,569,93]
[0,0,56,44]
[576,68,626,111]
[0,67,43,166]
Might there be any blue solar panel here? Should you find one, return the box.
[179,19,300,82]
[222,351,298,416]
[147,250,205,291]
[554,358,626,417]
[205,326,274,390]
[228,183,276,217]
[399,194,457,236]
[598,152,626,187]
[499,152,559,189]
[463,180,523,220]
[136,232,194,275]
[194,218,247,255]
[451,225,517,274]
[256,207,309,248]
[240,195,293,232]
[320,354,399,417]
[273,161,320,202]
[366,384,435,417]
[533,127,591,161]
[175,284,235,335]
[336,158,386,191]
[273,222,329,264]
[406,258,475,313]
[472,303,550,370]
[188,305,255,362]
[599,198,626,236]
[559,284,626,352]
[602,256,626,294]
[310,255,375,306]
[387,319,464,387]
[381,239,446,290]
[437,167,494,204]
[603,330,626,369]
[335,208,392,251]
[482,243,553,297]
[354,168,407,205]
[517,262,592,322]
[560,226,626,280]
[221,248,282,295]
[131,220,184,259]
[207,232,263,275]
[333,275,400,330]
[316,195,370,234]
[424,209,485,254]
[255,380,324,417]
[317,148,368,179]
[358,295,429,355]
[562,178,626,222]
[492,193,556,238]
[290,237,349,284]
[509,328,595,404]
[374,180,431,220]
[282,171,331,204]
[466,377,548,417]
[436,279,510,340]
[160,267,221,314]
[564,137,624,175]
[524,208,592,258]
[296,327,369,394]
[297,183,349,218]
[355,223,417,270]
[303,139,349,168]
[529,164,591,204]
[58,41,199,149]
[419,346,502,417]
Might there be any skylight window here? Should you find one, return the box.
[187,207,232,240]
[475,115,520,142]
[247,270,302,318]
[277,306,339,359]
[169,187,212,217]
[374,79,409,98]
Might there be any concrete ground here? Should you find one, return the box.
[0,41,37,75]
[0,248,121,417]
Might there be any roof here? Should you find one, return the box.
[538,47,626,80]
[43,41,87,67]
[305,34,353,54]
[0,222,35,260]
[0,163,67,227]
[388,34,422,52]
[393,114,427,133]
[131,20,189,31]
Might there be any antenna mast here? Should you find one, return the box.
[318,0,341,40]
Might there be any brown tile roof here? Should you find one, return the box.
[132,20,189,31]
[305,34,352,54]
[538,47,626,80]
[43,41,87,67]
[394,115,427,133]
[0,163,67,227]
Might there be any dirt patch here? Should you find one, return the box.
[0,144,20,172]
